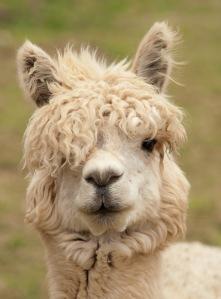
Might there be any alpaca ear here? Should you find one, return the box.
[17,41,58,107]
[132,22,176,93]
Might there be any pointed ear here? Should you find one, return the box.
[17,41,58,107]
[132,22,177,93]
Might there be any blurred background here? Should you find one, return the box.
[0,0,220,298]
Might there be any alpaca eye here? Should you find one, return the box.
[142,138,157,152]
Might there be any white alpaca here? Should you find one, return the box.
[17,22,221,299]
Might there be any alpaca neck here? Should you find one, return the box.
[44,235,163,299]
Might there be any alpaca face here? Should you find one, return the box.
[18,22,189,241]
[56,125,162,235]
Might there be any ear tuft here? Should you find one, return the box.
[17,41,57,107]
[132,22,178,93]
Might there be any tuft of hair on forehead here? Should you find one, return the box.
[54,45,131,88]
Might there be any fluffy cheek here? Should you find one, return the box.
[125,163,162,227]
[55,172,89,232]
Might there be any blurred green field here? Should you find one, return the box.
[0,0,221,298]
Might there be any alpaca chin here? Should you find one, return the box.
[81,210,130,236]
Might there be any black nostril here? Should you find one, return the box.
[85,176,96,185]
[107,173,123,185]
[85,171,123,187]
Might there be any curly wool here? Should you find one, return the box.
[24,48,186,175]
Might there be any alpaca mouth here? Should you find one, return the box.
[80,201,126,216]
[79,197,131,217]
[91,202,126,215]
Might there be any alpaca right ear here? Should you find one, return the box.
[17,41,58,107]
[132,22,176,93]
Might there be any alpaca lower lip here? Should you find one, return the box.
[84,206,123,215]
[80,203,131,216]
[93,207,121,215]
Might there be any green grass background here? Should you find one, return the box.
[0,0,221,298]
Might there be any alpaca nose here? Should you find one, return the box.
[85,170,123,187]
[83,150,124,188]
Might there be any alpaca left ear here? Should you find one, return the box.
[17,41,58,107]
[132,22,176,93]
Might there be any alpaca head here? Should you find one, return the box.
[18,22,189,242]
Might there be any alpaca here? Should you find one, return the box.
[17,22,221,299]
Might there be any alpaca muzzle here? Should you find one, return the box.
[80,187,124,215]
